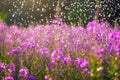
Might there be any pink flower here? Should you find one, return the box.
[19,68,29,77]
[0,62,5,69]
[44,75,49,80]
[49,77,53,80]
[51,49,63,63]
[76,58,89,68]
[64,56,72,64]
[2,76,14,80]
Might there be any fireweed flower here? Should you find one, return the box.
[106,42,114,54]
[0,62,5,69]
[83,68,91,74]
[49,77,53,80]
[19,68,29,77]
[26,42,35,48]
[7,63,15,69]
[0,36,2,42]
[2,76,14,80]
[53,18,63,25]
[7,63,15,73]
[100,21,110,28]
[87,20,97,33]
[73,40,81,47]
[109,32,115,41]
[0,23,7,32]
[97,48,104,57]
[27,75,36,80]
[92,46,105,57]
[44,75,49,80]
[116,42,120,56]
[51,49,63,63]
[76,58,89,68]
[53,19,58,24]
[64,56,72,64]
[38,47,49,55]
[87,20,97,28]
[12,47,22,54]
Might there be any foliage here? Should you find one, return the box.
[0,11,7,22]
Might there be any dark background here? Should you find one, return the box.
[0,0,120,27]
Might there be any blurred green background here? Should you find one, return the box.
[0,11,7,22]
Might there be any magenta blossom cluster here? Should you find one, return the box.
[0,19,120,80]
